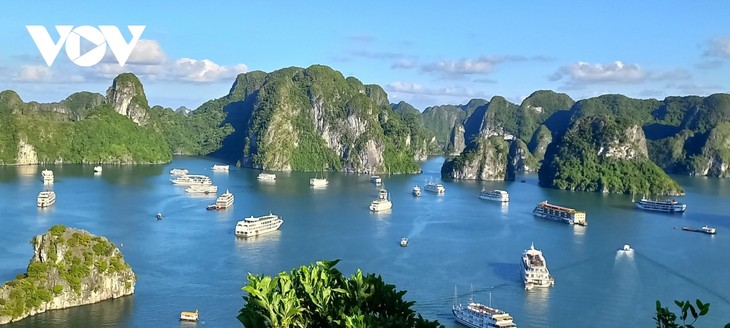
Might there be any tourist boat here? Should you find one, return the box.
[171,174,212,185]
[478,189,509,202]
[235,212,284,237]
[532,201,587,226]
[310,177,329,187]
[180,309,199,321]
[521,242,554,290]
[400,237,408,247]
[423,179,445,195]
[93,165,102,173]
[369,188,393,212]
[370,175,382,185]
[41,169,54,184]
[156,212,163,220]
[620,244,633,252]
[207,190,234,210]
[37,191,56,208]
[682,225,717,235]
[635,198,686,213]
[185,184,218,194]
[257,173,277,181]
[412,185,421,197]
[211,164,229,171]
[169,168,189,176]
[452,288,517,328]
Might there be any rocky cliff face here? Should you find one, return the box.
[210,65,426,174]
[528,125,552,161]
[15,139,38,165]
[506,139,538,178]
[538,115,684,195]
[441,137,509,180]
[105,73,149,126]
[446,124,466,155]
[694,122,730,177]
[0,226,135,324]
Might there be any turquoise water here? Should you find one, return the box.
[1,157,729,327]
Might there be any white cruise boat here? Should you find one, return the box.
[370,175,382,185]
[635,198,686,213]
[169,168,189,176]
[235,213,284,237]
[452,288,517,328]
[93,165,102,173]
[478,189,509,202]
[423,180,445,195]
[37,191,56,208]
[521,242,554,290]
[208,190,234,210]
[41,169,54,184]
[257,173,277,181]
[212,164,230,171]
[369,188,393,212]
[171,174,212,185]
[310,177,329,187]
[412,185,421,197]
[185,184,218,194]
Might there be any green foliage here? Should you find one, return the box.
[49,225,66,237]
[654,299,729,328]
[539,116,683,195]
[238,259,443,328]
[52,284,63,295]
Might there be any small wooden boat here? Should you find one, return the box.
[180,309,199,321]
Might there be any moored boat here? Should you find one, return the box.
[185,184,218,194]
[41,169,54,184]
[478,189,509,202]
[212,164,229,171]
[452,287,517,328]
[207,190,234,210]
[235,213,283,237]
[171,174,212,185]
[635,198,686,213]
[169,168,189,176]
[37,191,56,208]
[180,309,199,321]
[682,225,716,235]
[257,173,277,181]
[532,201,587,226]
[423,179,445,195]
[412,185,421,197]
[369,188,393,212]
[310,177,328,187]
[521,242,554,290]
[370,175,382,185]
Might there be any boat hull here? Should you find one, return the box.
[635,201,686,213]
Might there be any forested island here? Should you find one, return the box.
[1,66,729,194]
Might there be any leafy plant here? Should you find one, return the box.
[654,299,730,328]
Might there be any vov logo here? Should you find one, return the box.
[26,25,145,67]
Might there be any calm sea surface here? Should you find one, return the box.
[1,157,729,327]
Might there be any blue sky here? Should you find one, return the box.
[1,1,728,110]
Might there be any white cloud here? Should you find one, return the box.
[7,38,247,84]
[550,61,646,83]
[386,81,487,98]
[172,58,248,82]
[391,58,416,69]
[704,37,730,58]
[421,55,526,78]
[13,65,53,82]
[550,61,691,89]
[387,81,424,93]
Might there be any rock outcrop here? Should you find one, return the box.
[446,124,466,155]
[15,139,38,165]
[0,226,136,324]
[506,139,538,179]
[105,73,149,126]
[441,137,510,180]
[695,122,730,177]
[538,115,684,195]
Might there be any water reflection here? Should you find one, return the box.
[5,295,134,328]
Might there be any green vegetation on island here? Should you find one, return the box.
[0,225,135,323]
[238,260,442,328]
